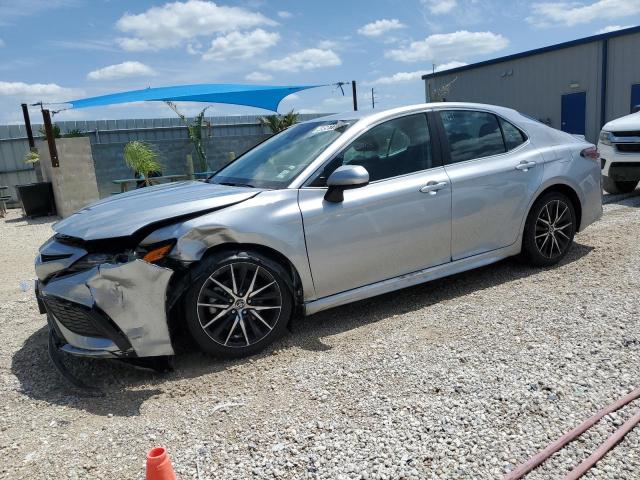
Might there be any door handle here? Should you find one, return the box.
[420,181,448,194]
[515,161,537,171]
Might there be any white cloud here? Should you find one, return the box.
[116,0,276,51]
[245,71,273,82]
[435,60,468,71]
[596,24,634,33]
[87,61,157,81]
[529,0,640,27]
[365,63,469,86]
[368,71,430,85]
[385,30,508,62]
[318,39,341,49]
[263,48,341,72]
[358,19,406,37]
[277,10,292,19]
[186,42,202,55]
[203,29,280,61]
[49,39,117,52]
[0,81,74,100]
[117,37,153,52]
[422,0,457,14]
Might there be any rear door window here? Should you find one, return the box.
[499,117,527,150]
[439,110,506,163]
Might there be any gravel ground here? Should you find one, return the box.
[1,191,639,480]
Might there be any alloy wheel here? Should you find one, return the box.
[535,199,572,259]
[196,262,282,348]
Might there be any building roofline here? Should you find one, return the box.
[422,24,640,80]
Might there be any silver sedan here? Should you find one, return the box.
[35,103,602,362]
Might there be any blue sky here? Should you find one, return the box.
[1,0,639,124]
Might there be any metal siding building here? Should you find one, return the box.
[423,26,640,142]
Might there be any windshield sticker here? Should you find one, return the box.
[276,165,296,179]
[309,121,349,135]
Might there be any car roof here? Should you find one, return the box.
[302,102,521,125]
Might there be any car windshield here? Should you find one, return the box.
[209,119,355,189]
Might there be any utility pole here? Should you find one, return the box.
[371,88,376,109]
[21,104,36,151]
[41,109,59,168]
[351,80,358,111]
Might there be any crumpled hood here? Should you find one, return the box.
[53,181,262,240]
[603,112,640,132]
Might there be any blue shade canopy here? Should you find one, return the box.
[66,83,324,112]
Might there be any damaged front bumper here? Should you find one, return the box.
[35,238,175,359]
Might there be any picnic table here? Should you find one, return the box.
[112,174,188,193]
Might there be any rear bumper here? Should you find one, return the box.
[36,249,175,359]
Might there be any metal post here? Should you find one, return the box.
[600,39,608,128]
[351,80,358,111]
[42,109,59,168]
[21,103,36,150]
[371,88,375,109]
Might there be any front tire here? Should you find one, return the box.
[522,192,576,267]
[184,250,293,358]
[602,176,637,194]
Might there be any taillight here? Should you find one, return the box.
[580,146,599,160]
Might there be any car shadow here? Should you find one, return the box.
[10,241,594,417]
[602,188,640,205]
[3,213,59,225]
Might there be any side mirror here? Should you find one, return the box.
[324,165,369,203]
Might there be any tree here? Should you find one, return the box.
[63,129,85,138]
[123,141,162,186]
[38,123,61,140]
[260,110,299,134]
[165,101,211,172]
[429,77,457,102]
[37,124,86,139]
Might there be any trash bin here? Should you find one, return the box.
[15,182,56,217]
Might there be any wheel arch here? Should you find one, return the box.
[199,242,304,295]
[166,242,305,348]
[528,182,583,232]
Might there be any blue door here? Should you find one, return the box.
[631,84,640,113]
[561,92,586,135]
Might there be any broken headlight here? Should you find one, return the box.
[69,252,135,272]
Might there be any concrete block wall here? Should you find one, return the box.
[38,137,100,218]
[91,134,269,198]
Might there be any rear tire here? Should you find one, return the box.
[521,192,576,267]
[184,250,293,358]
[602,176,637,194]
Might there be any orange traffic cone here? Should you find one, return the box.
[146,447,177,480]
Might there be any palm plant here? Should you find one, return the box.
[260,110,299,134]
[166,101,211,172]
[123,141,162,186]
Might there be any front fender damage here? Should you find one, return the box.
[87,260,174,357]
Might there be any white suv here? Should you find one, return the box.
[599,112,640,194]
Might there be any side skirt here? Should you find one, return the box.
[303,243,521,316]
